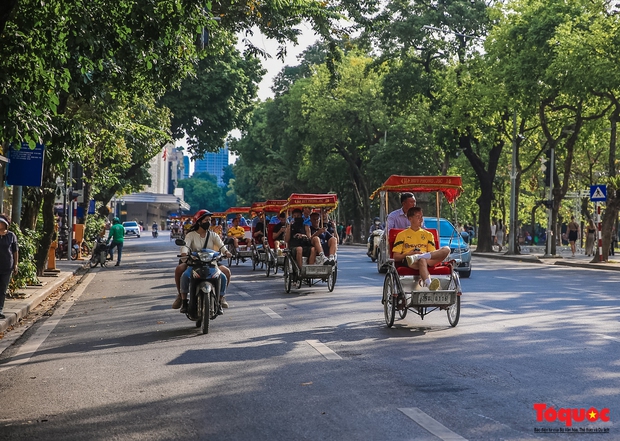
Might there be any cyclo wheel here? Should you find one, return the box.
[283,256,292,293]
[265,254,271,277]
[383,271,397,328]
[446,276,460,327]
[327,266,337,292]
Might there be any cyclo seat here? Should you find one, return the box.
[388,228,452,277]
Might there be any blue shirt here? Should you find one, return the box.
[302,214,312,226]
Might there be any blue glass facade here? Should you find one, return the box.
[193,143,229,186]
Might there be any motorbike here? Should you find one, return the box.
[55,232,78,260]
[89,236,109,268]
[367,229,384,262]
[152,227,159,238]
[175,238,224,334]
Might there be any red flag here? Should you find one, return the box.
[162,149,167,160]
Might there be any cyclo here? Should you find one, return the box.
[224,206,254,266]
[249,202,269,271]
[370,175,464,327]
[209,212,227,237]
[262,199,288,277]
[282,193,338,293]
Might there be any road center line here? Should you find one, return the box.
[494,276,519,281]
[259,306,281,318]
[234,287,252,298]
[305,340,342,360]
[399,408,468,441]
[360,276,377,281]
[0,273,96,373]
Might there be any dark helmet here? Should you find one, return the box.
[113,217,121,224]
[193,209,213,224]
[373,217,381,222]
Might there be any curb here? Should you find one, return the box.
[0,266,85,334]
[552,260,620,272]
[472,252,543,263]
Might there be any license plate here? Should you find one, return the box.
[416,293,452,305]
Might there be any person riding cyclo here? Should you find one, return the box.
[285,208,316,269]
[226,216,248,260]
[391,206,450,292]
[173,209,233,313]
[309,211,337,265]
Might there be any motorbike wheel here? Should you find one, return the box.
[89,256,99,268]
[81,242,90,256]
[55,247,61,260]
[200,293,210,334]
[71,247,78,260]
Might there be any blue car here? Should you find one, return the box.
[423,217,472,278]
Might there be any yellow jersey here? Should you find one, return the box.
[227,225,245,238]
[392,228,436,255]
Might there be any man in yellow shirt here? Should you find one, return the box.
[226,216,247,253]
[392,206,450,290]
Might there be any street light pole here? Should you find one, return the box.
[508,111,517,254]
[544,147,555,257]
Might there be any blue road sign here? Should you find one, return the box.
[590,185,607,202]
[6,142,45,187]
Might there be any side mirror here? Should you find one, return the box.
[175,239,186,246]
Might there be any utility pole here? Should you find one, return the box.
[544,147,555,257]
[508,111,517,254]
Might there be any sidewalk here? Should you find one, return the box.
[0,257,89,334]
[472,244,620,272]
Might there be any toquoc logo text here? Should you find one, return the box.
[534,403,610,427]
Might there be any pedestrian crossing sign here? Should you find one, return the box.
[590,185,607,202]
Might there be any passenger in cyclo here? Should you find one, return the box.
[309,212,337,265]
[226,216,248,261]
[252,211,265,245]
[209,217,223,237]
[285,208,316,268]
[271,212,287,251]
[387,192,416,230]
[391,206,450,292]
[173,209,233,312]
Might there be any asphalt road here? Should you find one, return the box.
[0,233,618,440]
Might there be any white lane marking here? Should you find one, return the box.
[467,302,509,313]
[494,276,519,281]
[0,273,96,372]
[399,408,468,441]
[234,287,251,298]
[305,340,342,360]
[596,334,620,343]
[360,276,377,281]
[259,306,281,318]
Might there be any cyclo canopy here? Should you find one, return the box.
[283,193,338,214]
[370,175,463,204]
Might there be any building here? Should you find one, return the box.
[193,142,229,186]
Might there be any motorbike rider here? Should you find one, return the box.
[367,217,384,256]
[172,209,233,313]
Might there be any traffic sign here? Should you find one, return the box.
[590,185,607,202]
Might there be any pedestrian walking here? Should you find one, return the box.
[0,214,19,319]
[496,219,505,252]
[567,216,579,257]
[611,227,617,256]
[345,223,353,244]
[107,217,125,266]
[585,218,596,256]
[491,218,497,248]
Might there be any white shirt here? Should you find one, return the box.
[491,224,497,236]
[181,230,226,255]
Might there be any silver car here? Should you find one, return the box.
[122,221,141,238]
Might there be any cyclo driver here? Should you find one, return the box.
[173,210,233,313]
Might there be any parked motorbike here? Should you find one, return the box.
[89,237,109,268]
[175,238,223,334]
[55,232,78,260]
[367,229,384,262]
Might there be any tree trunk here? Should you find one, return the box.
[33,163,58,275]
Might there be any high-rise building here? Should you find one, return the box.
[193,143,229,186]
[182,156,190,180]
